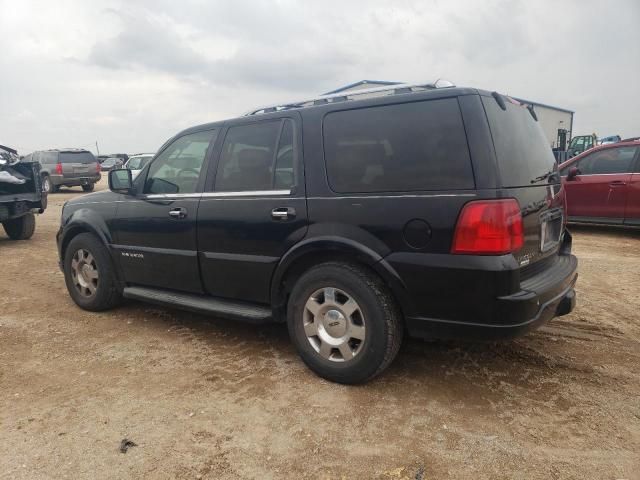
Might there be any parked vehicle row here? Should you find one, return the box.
[57,84,578,384]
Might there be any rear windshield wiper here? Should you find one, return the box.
[530,170,559,184]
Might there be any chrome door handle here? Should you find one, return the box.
[271,207,295,220]
[169,207,187,219]
[609,181,626,187]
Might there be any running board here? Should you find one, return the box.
[123,286,273,324]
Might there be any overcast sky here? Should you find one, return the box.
[1,0,638,154]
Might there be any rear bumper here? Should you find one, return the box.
[51,174,100,186]
[404,254,578,341]
[0,194,47,221]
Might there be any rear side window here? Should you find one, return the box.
[214,119,296,192]
[482,97,558,187]
[41,152,58,164]
[323,99,474,193]
[59,152,96,164]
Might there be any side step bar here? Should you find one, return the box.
[123,286,273,324]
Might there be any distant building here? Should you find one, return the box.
[325,81,574,150]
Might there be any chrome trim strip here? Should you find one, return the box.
[202,190,291,198]
[306,193,477,200]
[144,193,202,199]
[145,190,291,200]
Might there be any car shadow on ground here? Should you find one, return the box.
[113,298,583,400]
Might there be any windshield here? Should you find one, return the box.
[482,96,558,187]
[59,152,95,164]
[102,158,117,166]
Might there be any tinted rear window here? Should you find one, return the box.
[59,152,96,164]
[482,97,558,187]
[323,98,475,193]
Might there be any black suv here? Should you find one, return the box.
[57,84,578,384]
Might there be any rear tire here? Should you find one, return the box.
[82,183,95,192]
[41,175,52,193]
[2,213,36,240]
[287,262,403,384]
[63,233,122,311]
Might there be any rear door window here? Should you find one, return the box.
[59,152,96,164]
[482,97,558,187]
[214,119,296,192]
[323,99,474,193]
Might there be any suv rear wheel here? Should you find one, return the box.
[287,262,403,384]
[82,183,95,192]
[41,175,52,193]
[2,213,36,240]
[63,233,122,311]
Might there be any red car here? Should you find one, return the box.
[559,140,640,226]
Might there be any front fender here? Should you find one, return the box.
[56,208,120,281]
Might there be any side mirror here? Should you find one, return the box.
[109,168,133,193]
[567,166,580,180]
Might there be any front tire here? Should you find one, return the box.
[2,213,36,240]
[63,233,122,311]
[82,183,95,192]
[287,262,403,384]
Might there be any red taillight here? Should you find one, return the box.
[451,199,524,255]
[55,162,63,175]
[96,162,101,173]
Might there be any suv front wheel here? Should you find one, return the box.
[63,233,122,311]
[287,262,403,384]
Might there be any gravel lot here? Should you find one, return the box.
[1,179,639,479]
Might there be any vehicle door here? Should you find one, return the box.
[197,115,308,304]
[111,129,218,293]
[624,147,640,225]
[561,146,637,220]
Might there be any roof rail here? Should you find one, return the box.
[243,79,456,116]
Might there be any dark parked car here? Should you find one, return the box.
[26,149,100,193]
[559,140,640,226]
[57,83,578,384]
[1,144,47,239]
[99,157,123,172]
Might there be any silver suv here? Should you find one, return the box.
[28,149,101,193]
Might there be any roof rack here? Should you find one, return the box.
[244,79,456,116]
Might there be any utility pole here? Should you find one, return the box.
[95,141,100,156]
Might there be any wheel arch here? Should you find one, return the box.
[270,236,411,321]
[58,210,123,284]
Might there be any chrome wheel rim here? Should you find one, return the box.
[303,287,366,362]
[70,249,98,298]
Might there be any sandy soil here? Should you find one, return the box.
[1,179,639,479]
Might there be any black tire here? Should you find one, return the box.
[63,233,122,311]
[41,175,52,194]
[51,184,60,193]
[3,213,36,240]
[287,262,403,384]
[82,183,95,192]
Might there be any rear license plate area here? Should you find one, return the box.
[540,210,563,252]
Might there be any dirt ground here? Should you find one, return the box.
[1,179,639,480]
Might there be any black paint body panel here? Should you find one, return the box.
[57,87,578,340]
